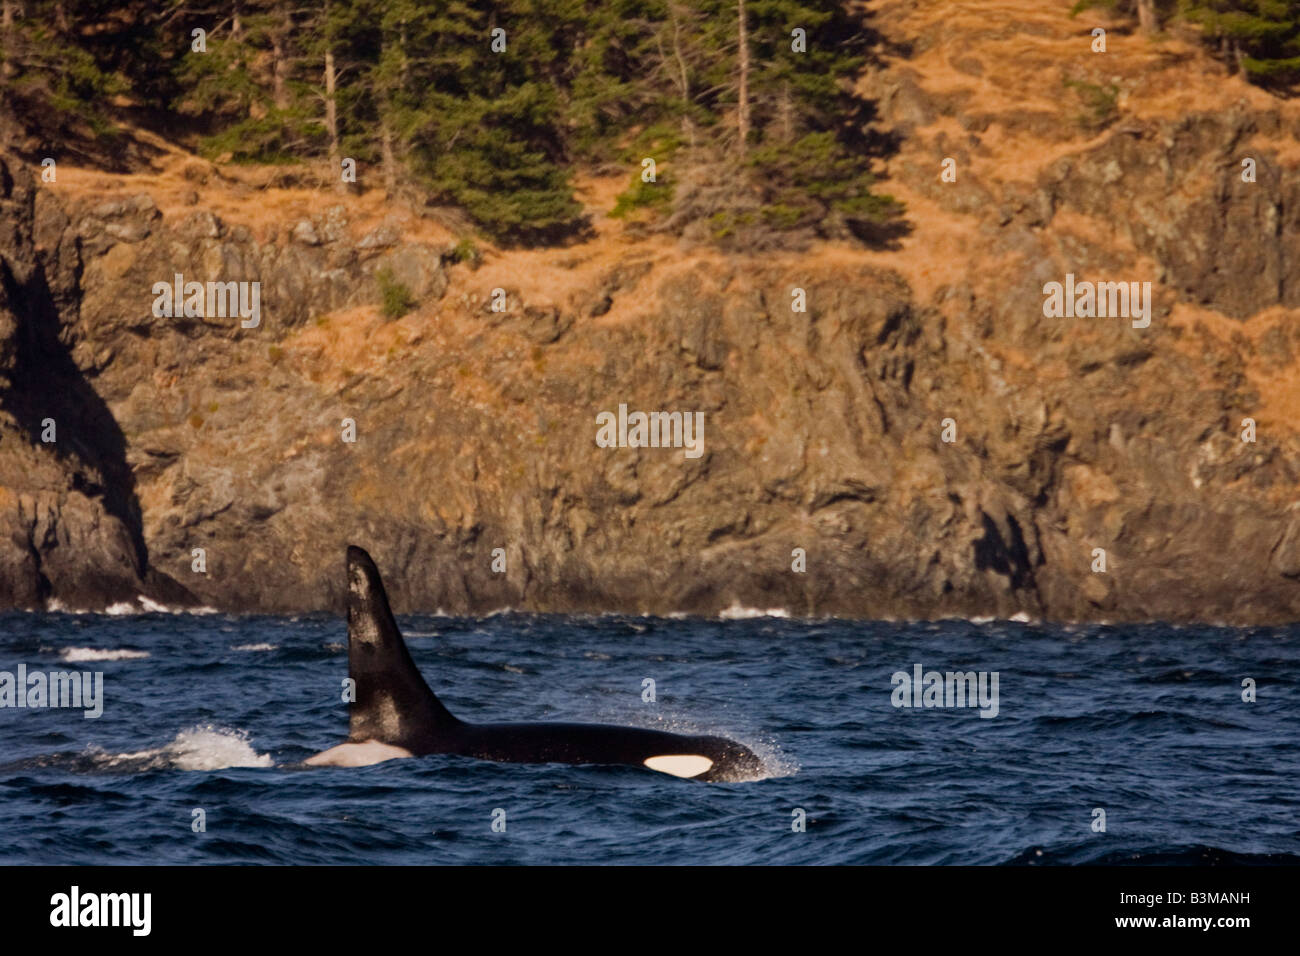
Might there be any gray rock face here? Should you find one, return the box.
[0,158,189,609]
[374,245,447,301]
[1046,111,1300,320]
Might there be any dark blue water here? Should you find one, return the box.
[1,611,1297,864]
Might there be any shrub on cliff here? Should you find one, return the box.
[376,267,414,319]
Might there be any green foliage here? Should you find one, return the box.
[1063,78,1120,131]
[1071,1,1300,90]
[409,86,583,242]
[450,238,481,266]
[576,0,900,242]
[750,132,898,226]
[375,266,414,319]
[611,174,673,219]
[198,111,324,165]
[0,3,129,138]
[1182,1,1300,86]
[1,0,902,246]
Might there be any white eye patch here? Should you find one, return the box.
[643,754,714,778]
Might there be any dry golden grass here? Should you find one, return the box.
[1167,302,1300,431]
[44,146,461,248]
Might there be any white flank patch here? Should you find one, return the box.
[305,740,413,768]
[644,754,714,778]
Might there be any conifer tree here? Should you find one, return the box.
[390,0,583,241]
[0,0,900,246]
[1182,0,1300,86]
[0,0,127,138]
[1073,1,1300,88]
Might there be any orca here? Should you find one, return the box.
[305,546,765,782]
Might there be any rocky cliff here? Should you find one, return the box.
[1,0,1298,622]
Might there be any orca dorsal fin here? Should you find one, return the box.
[345,546,458,748]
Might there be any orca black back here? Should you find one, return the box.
[319,546,765,782]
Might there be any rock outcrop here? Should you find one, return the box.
[0,157,188,608]
[1,0,1298,622]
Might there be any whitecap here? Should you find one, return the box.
[718,603,789,620]
[137,596,219,615]
[59,647,150,662]
[92,726,273,772]
[158,725,274,770]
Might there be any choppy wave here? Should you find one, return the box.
[2,611,1298,864]
[718,603,790,620]
[147,725,274,770]
[137,596,219,615]
[100,726,269,772]
[1,726,273,775]
[57,647,150,662]
[46,597,219,615]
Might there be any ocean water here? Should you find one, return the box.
[1,611,1297,865]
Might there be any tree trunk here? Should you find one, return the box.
[667,4,695,149]
[1136,0,1158,34]
[400,20,409,88]
[2,0,16,80]
[325,47,341,190]
[778,81,794,142]
[736,0,750,160]
[381,118,396,197]
[271,36,288,108]
[271,4,290,109]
